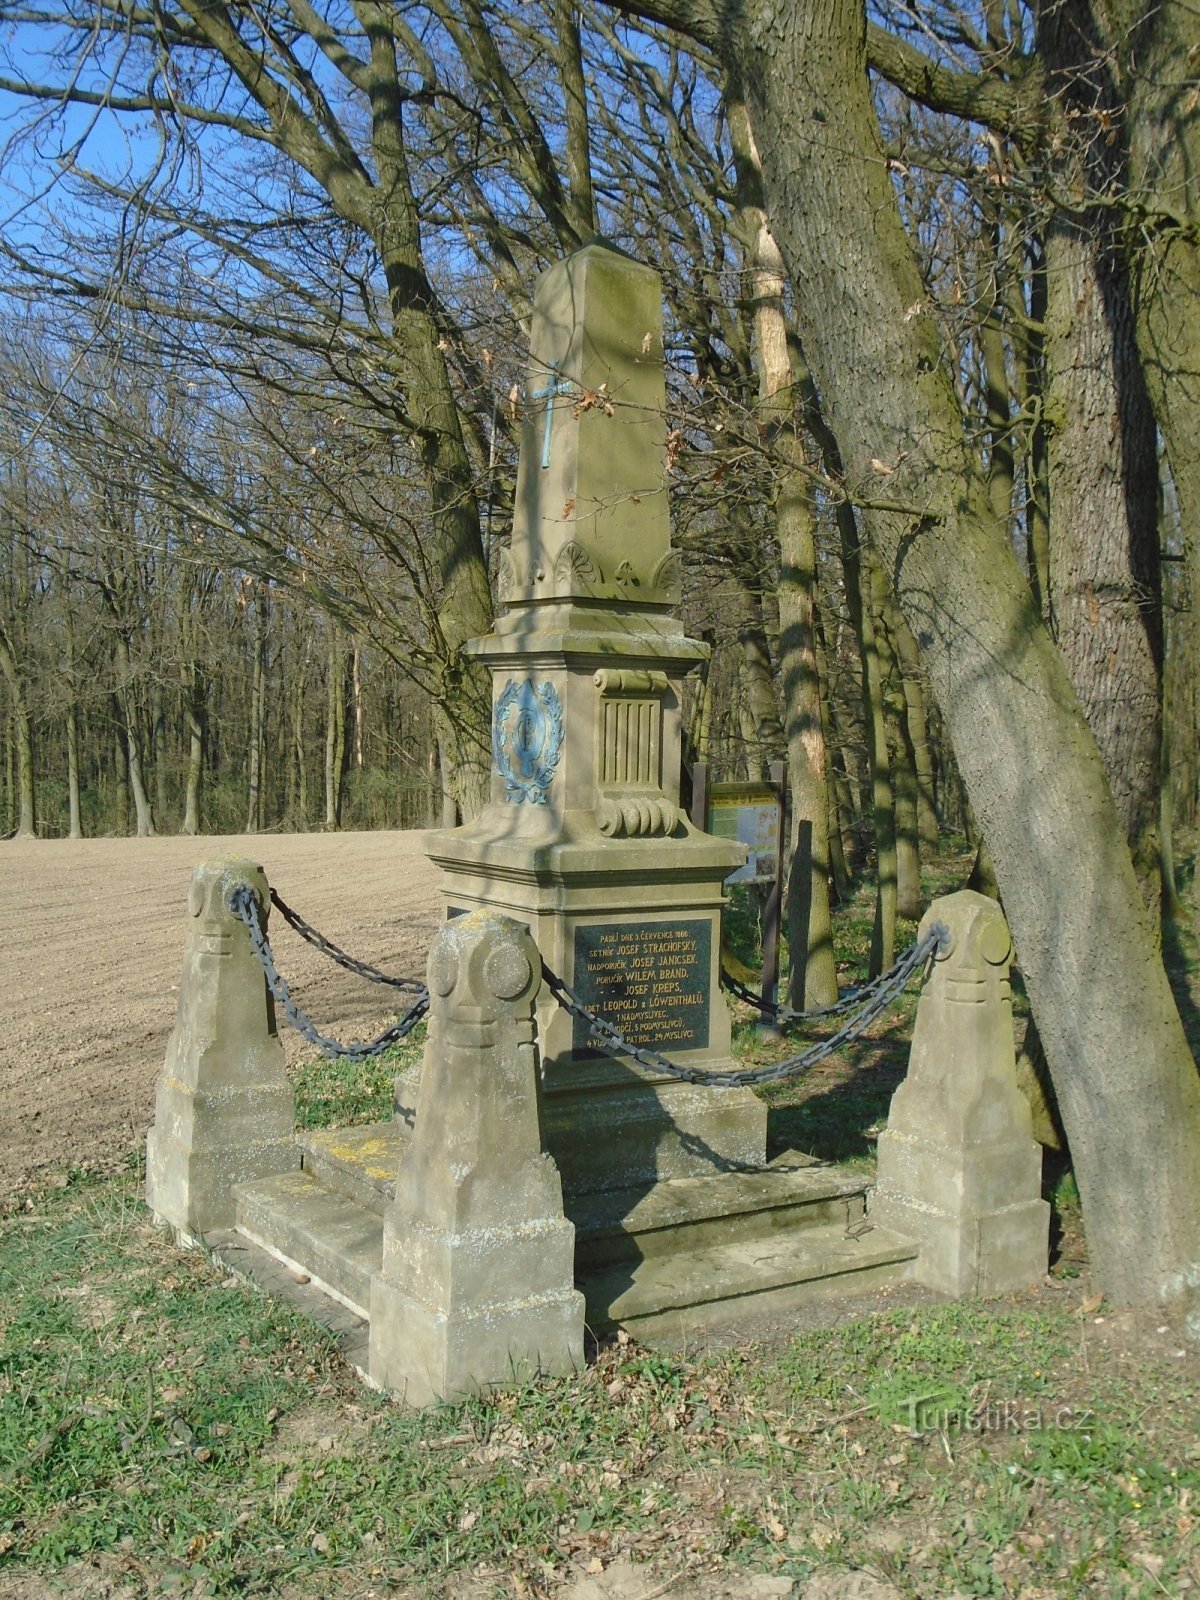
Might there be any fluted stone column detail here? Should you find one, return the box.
[146,859,297,1240]
[369,911,584,1406]
[874,890,1049,1296]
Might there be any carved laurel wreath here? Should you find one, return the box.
[492,678,565,805]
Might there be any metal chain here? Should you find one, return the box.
[720,945,925,1026]
[541,922,949,1088]
[268,888,425,994]
[229,885,429,1060]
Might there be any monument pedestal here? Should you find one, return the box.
[408,618,764,1196]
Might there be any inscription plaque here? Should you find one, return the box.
[571,919,711,1057]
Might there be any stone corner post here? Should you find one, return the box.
[145,858,298,1241]
[369,910,585,1406]
[873,889,1049,1297]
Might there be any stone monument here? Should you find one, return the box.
[409,241,765,1195]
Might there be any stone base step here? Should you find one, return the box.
[233,1170,381,1318]
[570,1163,870,1266]
[298,1124,405,1217]
[297,1121,873,1260]
[583,1221,919,1337]
[231,1159,914,1342]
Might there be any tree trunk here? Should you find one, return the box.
[112,631,155,838]
[736,594,784,780]
[728,90,837,1005]
[779,488,839,1005]
[151,680,169,828]
[886,598,939,851]
[873,568,922,920]
[360,12,494,820]
[1102,1,1200,623]
[245,595,266,835]
[112,703,129,836]
[181,660,204,837]
[1039,2,1165,916]
[325,634,346,829]
[291,659,308,828]
[687,0,1200,1312]
[66,701,82,840]
[352,644,365,770]
[844,545,896,976]
[0,629,35,837]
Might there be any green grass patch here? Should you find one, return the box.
[2,1179,1196,1597]
[288,1027,426,1130]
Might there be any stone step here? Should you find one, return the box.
[570,1163,870,1267]
[230,1158,910,1346]
[581,1221,919,1337]
[232,1170,382,1319]
[297,1121,873,1264]
[298,1124,406,1217]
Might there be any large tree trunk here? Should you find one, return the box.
[685,0,1200,1313]
[1038,0,1165,916]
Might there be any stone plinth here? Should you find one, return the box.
[146,859,297,1240]
[369,912,584,1406]
[420,242,765,1196]
[873,891,1049,1296]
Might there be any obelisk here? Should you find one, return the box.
[415,242,767,1197]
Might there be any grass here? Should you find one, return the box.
[1,1167,1196,1597]
[2,836,1197,1597]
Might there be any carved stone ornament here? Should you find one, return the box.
[596,795,681,838]
[553,538,600,596]
[496,548,520,603]
[492,679,565,805]
[649,549,683,602]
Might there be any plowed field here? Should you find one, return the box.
[0,831,440,1191]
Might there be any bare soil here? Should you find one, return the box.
[0,830,441,1193]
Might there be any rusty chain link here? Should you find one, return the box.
[229,885,429,1060]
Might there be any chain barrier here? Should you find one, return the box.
[228,874,947,1081]
[268,888,426,994]
[721,957,909,1026]
[541,922,950,1089]
[229,885,429,1060]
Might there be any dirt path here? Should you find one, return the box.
[0,831,441,1192]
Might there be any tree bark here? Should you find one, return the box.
[873,567,922,920]
[728,90,837,1006]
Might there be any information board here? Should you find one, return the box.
[571,919,711,1057]
[707,782,783,885]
